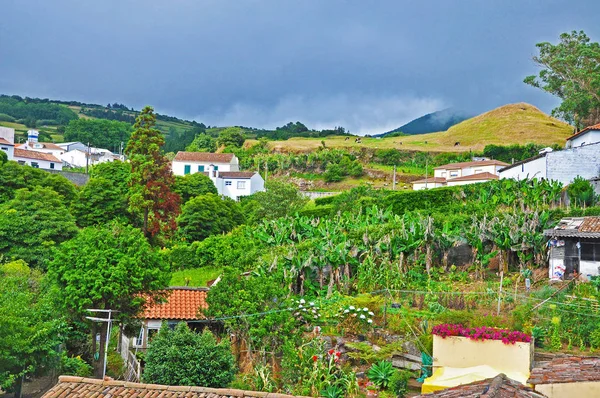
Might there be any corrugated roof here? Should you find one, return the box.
[143,287,208,320]
[447,172,499,182]
[219,171,255,179]
[13,148,61,162]
[42,376,311,398]
[434,159,509,170]
[0,137,14,146]
[528,356,600,385]
[174,152,234,163]
[566,123,600,141]
[415,374,546,397]
[544,217,600,238]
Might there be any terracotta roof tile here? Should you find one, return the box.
[434,160,509,170]
[566,123,600,141]
[415,374,546,397]
[0,137,14,145]
[17,142,64,151]
[13,148,61,162]
[143,287,208,320]
[219,171,256,179]
[528,356,600,385]
[447,172,499,182]
[174,152,234,163]
[42,376,312,398]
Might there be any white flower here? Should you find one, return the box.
[298,304,303,308]
[344,309,349,313]
[300,299,305,304]
[367,319,373,323]
[363,307,368,312]
[310,302,315,306]
[311,309,316,313]
[360,314,366,319]
[368,311,375,316]
[349,306,355,310]
[302,308,307,312]
[314,316,318,319]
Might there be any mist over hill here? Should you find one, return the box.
[379,108,471,136]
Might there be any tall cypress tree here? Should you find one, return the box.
[125,106,180,238]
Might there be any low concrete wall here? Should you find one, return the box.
[432,335,532,376]
[536,381,600,398]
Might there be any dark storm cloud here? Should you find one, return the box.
[1,0,599,134]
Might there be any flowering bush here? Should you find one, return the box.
[291,298,322,325]
[432,324,531,345]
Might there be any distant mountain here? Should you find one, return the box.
[380,108,471,136]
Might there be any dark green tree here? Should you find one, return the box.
[186,133,217,152]
[71,177,129,227]
[90,160,131,194]
[0,261,65,397]
[125,106,180,238]
[245,180,308,221]
[0,187,78,268]
[216,127,245,148]
[567,176,597,207]
[524,31,600,127]
[64,119,132,151]
[143,323,235,387]
[177,194,245,242]
[173,173,218,203]
[48,222,171,378]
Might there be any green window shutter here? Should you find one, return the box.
[184,165,191,175]
[198,165,204,172]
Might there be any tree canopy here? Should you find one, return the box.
[525,31,600,128]
[173,172,218,204]
[64,119,132,152]
[217,127,246,148]
[71,177,129,227]
[244,180,308,221]
[186,133,217,152]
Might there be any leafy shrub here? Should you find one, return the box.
[143,323,236,387]
[0,113,16,122]
[567,176,596,207]
[389,370,412,398]
[60,354,93,377]
[324,163,344,182]
[367,360,395,389]
[321,385,344,398]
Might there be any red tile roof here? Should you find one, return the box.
[42,376,312,398]
[447,172,499,182]
[544,216,600,238]
[415,374,546,397]
[566,123,600,141]
[434,159,509,170]
[0,137,14,146]
[143,287,208,320]
[174,152,234,163]
[13,148,61,162]
[17,142,64,151]
[219,171,256,179]
[528,356,600,385]
[412,177,447,184]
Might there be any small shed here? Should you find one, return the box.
[544,217,600,280]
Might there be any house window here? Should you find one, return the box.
[580,242,600,261]
[184,165,191,175]
[449,171,459,177]
[147,328,159,343]
[50,163,55,169]
[1,147,7,151]
[237,181,246,189]
[225,181,232,186]
[17,160,25,165]
[214,165,219,171]
[198,165,205,172]
[31,162,39,168]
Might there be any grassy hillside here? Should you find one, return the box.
[380,108,470,136]
[263,103,574,153]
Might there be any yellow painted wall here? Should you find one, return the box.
[432,335,532,376]
[536,381,600,398]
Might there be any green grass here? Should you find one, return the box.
[170,266,222,287]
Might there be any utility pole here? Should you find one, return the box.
[392,165,397,190]
[425,157,429,189]
[265,160,268,182]
[86,142,90,174]
[86,309,118,380]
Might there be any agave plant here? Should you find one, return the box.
[367,360,395,389]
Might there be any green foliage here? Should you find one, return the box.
[71,177,129,227]
[90,160,131,193]
[59,353,93,377]
[245,180,309,222]
[483,143,559,163]
[320,385,344,398]
[567,176,596,207]
[186,133,217,152]
[64,118,132,151]
[0,186,78,268]
[345,341,404,364]
[177,194,245,242]
[389,370,412,398]
[367,360,395,389]
[173,173,218,204]
[0,95,78,125]
[0,261,66,393]
[524,31,600,127]
[323,163,344,182]
[0,150,7,164]
[217,127,246,148]
[143,323,235,387]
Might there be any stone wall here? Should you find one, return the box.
[547,143,600,185]
[47,170,90,186]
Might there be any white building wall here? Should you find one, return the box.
[567,131,600,148]
[446,178,494,187]
[546,143,600,185]
[221,179,252,199]
[579,260,600,279]
[499,156,547,181]
[413,182,446,191]
[172,160,238,176]
[12,155,63,171]
[0,144,14,159]
[250,173,265,194]
[0,127,15,144]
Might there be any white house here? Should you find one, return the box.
[16,141,65,159]
[172,151,240,175]
[13,148,62,170]
[413,159,508,190]
[206,165,265,201]
[0,137,15,160]
[565,123,600,148]
[60,147,117,168]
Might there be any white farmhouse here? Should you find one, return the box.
[16,141,65,159]
[60,147,117,168]
[13,149,62,170]
[172,151,240,175]
[412,159,508,190]
[565,123,600,148]
[172,152,265,200]
[0,137,15,160]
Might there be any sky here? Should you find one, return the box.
[1,0,599,135]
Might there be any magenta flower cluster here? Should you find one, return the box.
[432,324,531,345]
